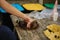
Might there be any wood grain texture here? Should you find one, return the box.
[10,15,60,40]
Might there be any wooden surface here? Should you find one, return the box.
[10,15,60,40]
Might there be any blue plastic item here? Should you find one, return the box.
[12,3,24,11]
[0,7,6,13]
[0,3,24,13]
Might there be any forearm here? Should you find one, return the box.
[0,0,32,21]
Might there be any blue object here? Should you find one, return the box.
[12,3,24,11]
[0,7,6,13]
[0,3,24,13]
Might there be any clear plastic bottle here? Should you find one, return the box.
[52,0,58,21]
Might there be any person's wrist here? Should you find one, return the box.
[24,18,33,23]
